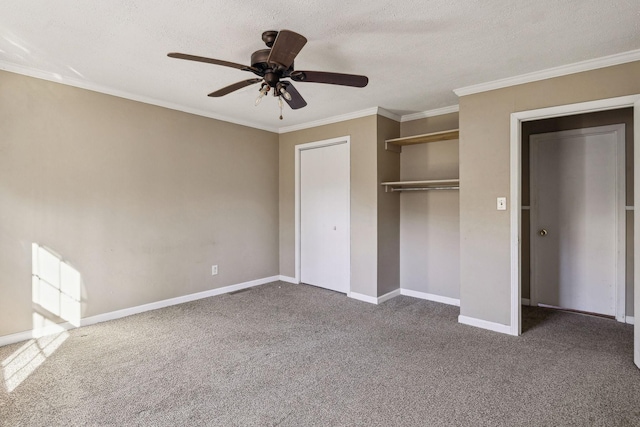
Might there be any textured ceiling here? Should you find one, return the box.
[1,1,639,132]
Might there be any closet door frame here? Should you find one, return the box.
[294,136,351,289]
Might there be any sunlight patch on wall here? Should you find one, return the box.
[32,243,81,327]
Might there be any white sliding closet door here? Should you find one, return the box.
[300,142,350,293]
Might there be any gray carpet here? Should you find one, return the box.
[1,281,638,426]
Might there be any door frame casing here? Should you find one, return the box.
[510,95,640,355]
[529,125,626,319]
[294,136,351,289]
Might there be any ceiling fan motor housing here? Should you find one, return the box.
[251,49,294,87]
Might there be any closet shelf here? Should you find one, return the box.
[381,179,459,192]
[385,129,459,152]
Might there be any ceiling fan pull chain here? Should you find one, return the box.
[278,96,284,120]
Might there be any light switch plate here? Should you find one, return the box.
[497,197,507,211]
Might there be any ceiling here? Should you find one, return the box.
[2,1,639,132]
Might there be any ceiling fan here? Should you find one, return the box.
[168,30,369,118]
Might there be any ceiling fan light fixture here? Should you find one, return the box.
[277,84,292,101]
[255,84,269,106]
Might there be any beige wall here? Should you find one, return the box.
[400,113,459,138]
[376,116,401,296]
[459,61,640,325]
[8,57,636,339]
[278,115,378,296]
[0,71,279,337]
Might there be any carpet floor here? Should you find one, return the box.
[1,281,639,426]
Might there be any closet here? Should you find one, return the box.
[383,128,461,303]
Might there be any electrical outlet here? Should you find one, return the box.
[212,265,218,275]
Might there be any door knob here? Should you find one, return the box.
[538,229,548,236]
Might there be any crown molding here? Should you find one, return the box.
[377,107,402,122]
[454,48,640,97]
[2,60,459,134]
[400,105,459,122]
[278,105,463,133]
[1,62,392,134]
[278,106,385,134]
[0,61,280,133]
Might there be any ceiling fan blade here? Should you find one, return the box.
[208,78,262,97]
[168,52,259,73]
[290,70,368,88]
[267,30,307,69]
[281,82,307,110]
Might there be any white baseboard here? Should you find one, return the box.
[348,288,401,305]
[348,291,379,305]
[458,315,514,335]
[349,287,462,306]
[400,289,460,307]
[521,298,531,305]
[626,316,635,325]
[0,323,75,348]
[278,275,298,284]
[0,275,280,348]
[378,288,401,304]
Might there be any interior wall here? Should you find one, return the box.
[458,60,640,326]
[521,108,634,316]
[400,113,459,137]
[376,116,401,296]
[0,71,280,337]
[278,115,378,297]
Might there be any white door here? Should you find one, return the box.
[300,142,350,293]
[530,124,625,317]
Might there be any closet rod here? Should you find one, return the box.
[391,186,459,192]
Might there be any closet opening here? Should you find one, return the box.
[521,109,633,332]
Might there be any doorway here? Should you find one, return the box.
[529,125,625,318]
[509,94,640,369]
[295,136,351,293]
